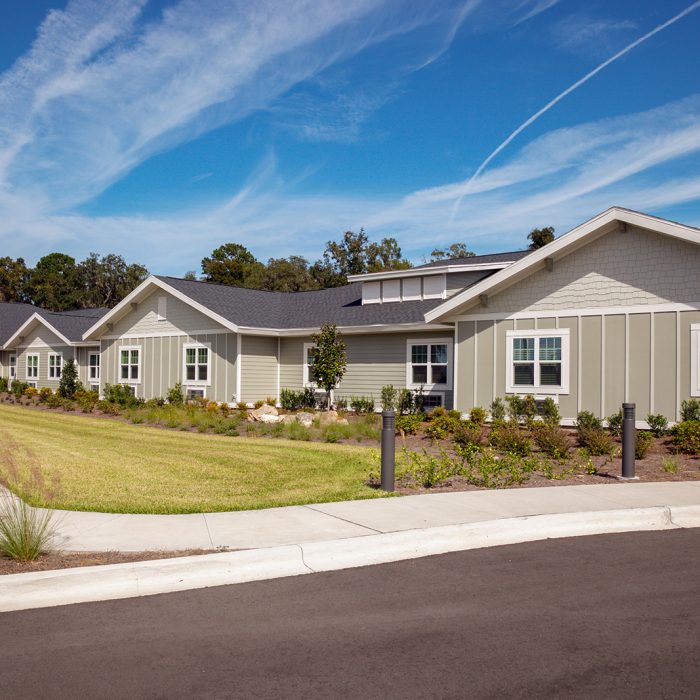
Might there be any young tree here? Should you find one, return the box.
[429,243,475,261]
[58,359,82,399]
[527,226,555,249]
[309,323,347,409]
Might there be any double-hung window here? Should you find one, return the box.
[120,347,140,383]
[184,345,209,384]
[407,340,451,388]
[506,330,569,394]
[89,353,100,381]
[9,354,16,379]
[303,344,318,387]
[48,353,63,379]
[26,354,39,380]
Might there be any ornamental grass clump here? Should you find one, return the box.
[0,497,55,561]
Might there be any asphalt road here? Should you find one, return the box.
[2,530,699,699]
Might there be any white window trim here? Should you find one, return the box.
[505,328,570,395]
[419,391,445,408]
[48,353,63,380]
[26,354,39,380]
[88,352,101,381]
[182,343,212,387]
[9,354,16,379]
[405,338,453,390]
[27,381,38,389]
[691,324,700,397]
[303,343,317,388]
[118,345,141,385]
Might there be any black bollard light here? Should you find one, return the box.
[621,402,636,479]
[381,409,395,492]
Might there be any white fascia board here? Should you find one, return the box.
[3,313,73,349]
[424,207,700,323]
[82,276,240,340]
[347,261,512,282]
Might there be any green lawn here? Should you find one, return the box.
[0,404,385,514]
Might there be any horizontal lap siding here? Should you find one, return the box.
[240,336,278,404]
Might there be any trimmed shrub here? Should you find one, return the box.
[425,413,461,441]
[606,410,623,438]
[167,383,184,406]
[540,397,561,425]
[671,421,700,455]
[489,397,506,422]
[646,413,668,438]
[380,385,397,411]
[75,390,99,413]
[532,423,571,459]
[279,388,316,411]
[578,426,615,456]
[350,396,375,414]
[104,383,142,408]
[488,422,531,457]
[505,395,525,423]
[576,410,603,432]
[635,431,653,460]
[396,414,422,436]
[680,399,700,423]
[398,389,414,415]
[469,406,487,425]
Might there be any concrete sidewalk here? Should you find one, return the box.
[26,480,700,552]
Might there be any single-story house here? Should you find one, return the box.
[2,207,699,424]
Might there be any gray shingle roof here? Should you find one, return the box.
[0,302,40,346]
[39,309,109,342]
[157,276,448,329]
[415,250,531,270]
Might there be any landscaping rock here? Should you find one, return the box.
[279,414,297,424]
[251,404,279,422]
[296,412,314,428]
[319,410,340,426]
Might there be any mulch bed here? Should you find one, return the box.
[0,548,218,576]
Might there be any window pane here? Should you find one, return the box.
[199,365,207,381]
[540,363,561,386]
[186,366,195,381]
[130,365,139,380]
[412,365,428,384]
[130,350,139,364]
[307,348,317,366]
[513,338,534,361]
[513,363,535,385]
[430,344,448,364]
[411,345,428,364]
[198,348,208,364]
[186,348,196,364]
[121,350,129,364]
[539,337,561,361]
[121,365,129,380]
[431,365,447,385]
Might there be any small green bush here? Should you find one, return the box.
[350,396,375,414]
[671,421,700,455]
[167,383,184,406]
[469,406,487,425]
[0,377,7,392]
[286,421,311,441]
[576,411,603,432]
[606,410,623,437]
[635,431,653,460]
[396,414,422,436]
[488,422,531,457]
[578,426,615,456]
[490,397,506,422]
[279,387,317,411]
[532,423,571,459]
[104,383,142,408]
[425,413,461,441]
[38,387,53,402]
[540,397,561,425]
[58,358,82,399]
[505,395,525,423]
[75,390,98,413]
[10,380,28,398]
[96,399,121,415]
[380,385,397,411]
[661,456,680,474]
[398,388,415,415]
[453,421,483,450]
[681,399,700,422]
[646,414,668,438]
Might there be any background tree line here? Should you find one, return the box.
[0,225,554,310]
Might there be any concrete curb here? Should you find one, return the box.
[1,505,698,613]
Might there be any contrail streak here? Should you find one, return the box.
[452,0,700,215]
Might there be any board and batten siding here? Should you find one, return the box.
[14,326,74,390]
[76,346,101,389]
[101,331,237,403]
[280,332,454,408]
[455,310,700,422]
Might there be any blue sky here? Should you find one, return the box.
[1,0,700,275]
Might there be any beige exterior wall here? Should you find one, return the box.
[281,332,455,409]
[239,335,278,404]
[101,331,237,403]
[456,309,699,422]
[14,326,75,390]
[76,346,101,389]
[467,225,700,315]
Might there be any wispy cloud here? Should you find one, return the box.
[552,14,638,57]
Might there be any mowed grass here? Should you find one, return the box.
[0,404,384,514]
